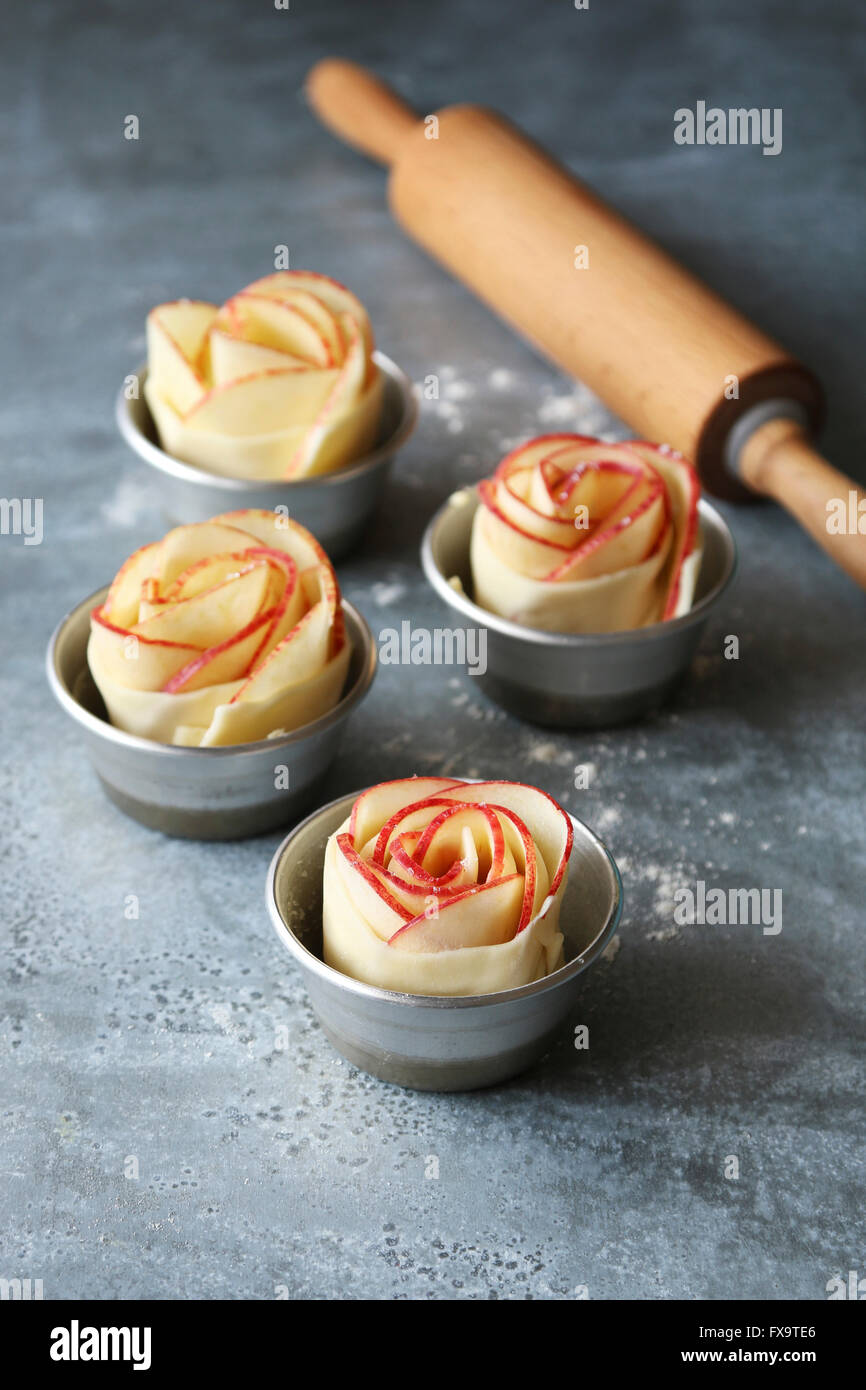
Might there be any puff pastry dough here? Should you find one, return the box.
[323,777,574,996]
[88,510,349,746]
[145,272,383,480]
[471,435,702,632]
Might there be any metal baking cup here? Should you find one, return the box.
[116,350,418,560]
[266,789,623,1091]
[46,588,376,839]
[421,487,736,728]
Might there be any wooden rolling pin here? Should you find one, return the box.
[307,59,866,589]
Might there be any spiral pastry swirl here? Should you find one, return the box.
[88,510,349,747]
[471,434,702,632]
[323,776,573,996]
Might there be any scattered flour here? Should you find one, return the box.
[526,739,557,764]
[618,857,695,942]
[424,366,476,435]
[649,864,686,919]
[434,400,466,435]
[647,925,681,944]
[443,379,474,402]
[601,934,621,964]
[100,477,152,529]
[521,739,578,769]
[488,368,518,391]
[371,580,406,607]
[536,380,612,436]
[380,732,412,755]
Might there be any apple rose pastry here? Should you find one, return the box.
[323,777,574,996]
[144,271,384,480]
[470,434,702,633]
[88,511,350,747]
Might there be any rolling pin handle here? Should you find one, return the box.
[305,59,418,167]
[724,399,811,483]
[736,413,866,589]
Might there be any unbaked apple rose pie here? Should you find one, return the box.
[470,434,702,633]
[144,271,384,480]
[88,511,350,747]
[323,777,573,996]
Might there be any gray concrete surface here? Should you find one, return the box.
[1,0,864,1299]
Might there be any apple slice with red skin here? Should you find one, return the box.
[284,316,367,479]
[228,563,341,707]
[181,366,338,437]
[136,544,298,632]
[132,561,274,651]
[546,457,638,518]
[209,509,332,571]
[632,444,701,618]
[155,521,262,590]
[548,471,668,581]
[218,292,335,367]
[495,472,579,549]
[208,328,308,384]
[158,549,304,694]
[147,300,216,415]
[336,835,469,916]
[486,442,669,583]
[479,434,701,624]
[240,271,375,360]
[162,607,280,694]
[412,800,539,932]
[102,540,163,627]
[89,609,203,688]
[386,831,470,891]
[159,547,296,606]
[493,433,596,483]
[347,777,464,849]
[370,796,482,868]
[482,805,540,931]
[263,288,345,364]
[387,874,525,952]
[433,781,573,899]
[334,834,413,940]
[523,442,642,535]
[246,556,307,659]
[410,803,509,882]
[478,479,575,578]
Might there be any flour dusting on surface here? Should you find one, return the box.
[100,477,153,528]
[425,366,475,435]
[647,925,681,944]
[371,581,406,607]
[595,805,622,833]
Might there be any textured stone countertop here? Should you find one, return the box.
[2,0,863,1299]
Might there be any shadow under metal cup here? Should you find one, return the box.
[421,487,737,728]
[116,351,418,560]
[46,588,377,840]
[267,790,623,1092]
